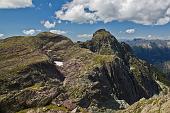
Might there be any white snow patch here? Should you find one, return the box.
[130,66,135,70]
[54,61,63,66]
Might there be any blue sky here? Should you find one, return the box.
[0,0,170,41]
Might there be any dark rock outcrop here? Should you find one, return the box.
[74,57,160,111]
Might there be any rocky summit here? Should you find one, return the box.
[0,29,170,113]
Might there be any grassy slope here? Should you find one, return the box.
[0,36,48,80]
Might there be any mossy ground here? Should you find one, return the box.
[28,82,44,90]
[46,105,68,111]
[85,54,115,72]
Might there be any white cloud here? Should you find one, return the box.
[55,0,170,25]
[77,34,92,38]
[156,17,170,25]
[0,33,4,37]
[133,35,166,40]
[147,34,161,40]
[50,30,67,35]
[0,0,33,9]
[41,20,56,29]
[126,29,135,34]
[23,29,41,35]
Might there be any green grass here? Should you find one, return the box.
[79,54,115,77]
[28,82,44,90]
[93,55,114,65]
[0,94,6,101]
[46,105,68,111]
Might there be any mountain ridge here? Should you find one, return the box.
[0,30,169,113]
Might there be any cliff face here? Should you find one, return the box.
[117,84,170,113]
[75,29,161,109]
[0,30,168,113]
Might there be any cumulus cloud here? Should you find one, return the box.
[0,0,33,9]
[41,20,56,29]
[55,0,170,25]
[126,29,135,34]
[77,34,92,38]
[156,17,170,25]
[23,29,41,35]
[50,30,67,35]
[0,33,4,37]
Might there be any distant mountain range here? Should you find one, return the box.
[125,38,170,79]
[125,38,170,48]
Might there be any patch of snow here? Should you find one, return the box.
[54,61,63,66]
[130,66,135,70]
[46,50,52,52]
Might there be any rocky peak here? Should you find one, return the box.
[93,29,114,38]
[78,29,124,55]
[92,29,118,44]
